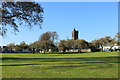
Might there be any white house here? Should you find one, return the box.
[103,46,112,51]
[103,44,120,51]
[112,45,120,50]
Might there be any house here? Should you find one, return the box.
[103,45,120,51]
[111,45,120,51]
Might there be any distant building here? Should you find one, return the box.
[72,28,79,40]
[0,46,9,53]
[103,45,120,51]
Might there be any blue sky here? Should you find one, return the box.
[2,2,118,46]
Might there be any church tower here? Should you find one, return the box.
[72,28,79,40]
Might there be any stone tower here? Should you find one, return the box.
[72,28,79,40]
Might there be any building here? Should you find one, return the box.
[72,28,79,40]
[103,45,120,51]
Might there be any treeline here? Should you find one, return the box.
[2,32,59,53]
[59,34,120,52]
[2,32,120,53]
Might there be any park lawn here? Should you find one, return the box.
[1,52,119,78]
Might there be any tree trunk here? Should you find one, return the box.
[44,50,45,54]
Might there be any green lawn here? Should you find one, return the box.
[1,52,119,78]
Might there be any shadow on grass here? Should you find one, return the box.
[2,56,119,66]
[37,52,81,54]
[1,63,41,66]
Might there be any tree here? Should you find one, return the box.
[65,39,74,49]
[39,31,58,42]
[14,44,21,52]
[100,36,113,46]
[51,32,59,42]
[59,40,68,52]
[19,41,28,50]
[88,42,95,49]
[59,39,89,52]
[92,39,101,48]
[113,33,120,45]
[75,39,89,49]
[7,43,15,52]
[1,1,44,36]
[29,41,38,48]
[39,32,51,41]
[115,33,120,39]
[38,40,56,54]
[29,41,39,54]
[29,40,56,54]
[92,36,114,48]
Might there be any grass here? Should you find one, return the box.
[1,52,119,78]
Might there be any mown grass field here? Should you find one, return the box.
[1,52,119,78]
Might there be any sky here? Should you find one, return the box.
[2,2,118,46]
